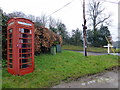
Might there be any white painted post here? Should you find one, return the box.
[104,44,113,54]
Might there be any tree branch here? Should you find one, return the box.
[96,14,111,26]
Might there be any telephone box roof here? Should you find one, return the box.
[7,17,34,24]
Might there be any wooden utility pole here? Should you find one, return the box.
[83,0,87,56]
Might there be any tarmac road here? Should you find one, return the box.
[53,70,119,88]
[72,50,120,56]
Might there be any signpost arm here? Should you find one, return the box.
[105,36,115,54]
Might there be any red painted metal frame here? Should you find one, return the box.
[7,17,34,75]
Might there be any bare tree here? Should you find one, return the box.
[40,14,48,27]
[48,16,56,28]
[7,11,26,18]
[0,8,3,14]
[87,0,111,32]
[34,16,42,27]
[0,8,3,26]
[27,14,35,22]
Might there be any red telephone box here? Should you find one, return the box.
[7,17,34,75]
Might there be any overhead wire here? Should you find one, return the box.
[48,0,119,17]
[101,0,119,4]
[47,0,75,17]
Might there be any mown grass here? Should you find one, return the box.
[115,48,120,53]
[62,45,120,53]
[2,50,119,88]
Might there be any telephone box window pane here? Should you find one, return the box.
[20,34,31,38]
[9,59,13,63]
[30,30,32,34]
[18,21,32,26]
[19,28,31,34]
[22,54,27,58]
[9,49,12,53]
[19,28,24,33]
[9,39,12,43]
[21,34,27,38]
[27,34,32,38]
[28,63,32,67]
[23,39,27,43]
[24,29,29,33]
[9,34,12,38]
[19,49,31,53]
[19,39,31,43]
[19,39,23,43]
[19,34,22,38]
[23,34,27,38]
[28,58,32,61]
[22,44,27,48]
[22,54,26,58]
[9,64,13,68]
[9,29,12,33]
[21,64,28,68]
[28,54,32,58]
[19,28,32,34]
[9,54,12,58]
[27,44,31,48]
[28,49,32,52]
[27,40,31,43]
[22,49,27,53]
[21,44,32,48]
[9,44,12,48]
[21,59,27,63]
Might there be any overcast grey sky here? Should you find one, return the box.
[0,0,119,41]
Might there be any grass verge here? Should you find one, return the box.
[62,45,120,53]
[2,50,119,88]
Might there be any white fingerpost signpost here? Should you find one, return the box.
[104,44,113,54]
